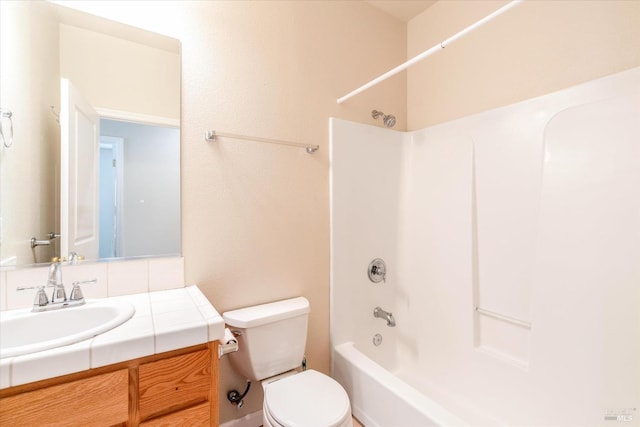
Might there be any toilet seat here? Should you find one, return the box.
[264,370,352,427]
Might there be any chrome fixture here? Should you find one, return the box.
[69,279,98,302]
[48,261,66,303]
[30,232,60,249]
[368,258,387,283]
[17,258,96,312]
[67,251,79,265]
[50,105,60,124]
[373,306,396,327]
[205,129,319,154]
[0,108,14,148]
[371,110,396,128]
[373,333,383,346]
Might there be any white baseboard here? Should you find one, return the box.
[220,410,263,427]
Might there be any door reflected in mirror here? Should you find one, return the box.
[0,1,180,267]
[98,118,180,259]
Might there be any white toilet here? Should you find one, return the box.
[222,297,353,427]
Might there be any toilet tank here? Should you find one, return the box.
[222,297,310,381]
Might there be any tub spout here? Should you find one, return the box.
[373,306,396,327]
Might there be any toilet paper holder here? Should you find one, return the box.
[218,328,240,359]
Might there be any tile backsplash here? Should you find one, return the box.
[0,256,184,311]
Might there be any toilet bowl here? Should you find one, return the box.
[222,297,353,427]
[262,370,352,427]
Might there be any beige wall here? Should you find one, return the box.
[54,0,406,422]
[59,24,179,119]
[0,1,59,266]
[181,3,404,421]
[407,0,640,130]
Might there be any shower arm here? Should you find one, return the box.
[372,110,384,120]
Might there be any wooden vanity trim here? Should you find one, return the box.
[209,341,220,427]
[0,341,220,426]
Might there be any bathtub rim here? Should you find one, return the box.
[332,341,467,427]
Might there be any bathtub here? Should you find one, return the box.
[333,342,467,427]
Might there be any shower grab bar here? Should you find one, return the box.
[337,0,524,104]
[475,306,531,329]
[205,130,319,154]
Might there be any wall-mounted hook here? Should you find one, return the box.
[50,105,60,124]
[1,108,14,148]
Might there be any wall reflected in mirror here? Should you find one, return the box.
[99,119,180,259]
[0,1,180,267]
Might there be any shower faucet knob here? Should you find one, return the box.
[368,258,387,283]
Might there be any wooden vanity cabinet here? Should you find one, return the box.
[138,348,212,423]
[0,369,129,426]
[0,342,219,427]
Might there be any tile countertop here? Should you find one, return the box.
[0,285,225,389]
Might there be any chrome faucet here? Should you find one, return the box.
[48,261,66,303]
[17,257,97,312]
[68,251,79,265]
[373,306,396,327]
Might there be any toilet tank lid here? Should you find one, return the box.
[222,297,310,328]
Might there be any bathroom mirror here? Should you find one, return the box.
[0,1,181,267]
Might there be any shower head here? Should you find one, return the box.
[371,110,396,128]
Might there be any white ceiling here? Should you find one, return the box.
[366,0,437,22]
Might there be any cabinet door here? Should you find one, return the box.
[138,348,211,421]
[0,369,128,427]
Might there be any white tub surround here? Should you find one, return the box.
[330,67,640,426]
[0,285,224,388]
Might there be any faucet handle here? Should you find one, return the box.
[69,279,97,302]
[16,285,49,307]
[368,259,387,283]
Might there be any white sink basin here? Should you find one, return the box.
[0,300,135,358]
